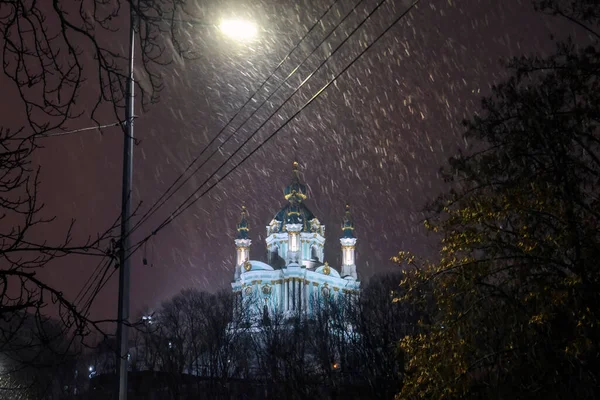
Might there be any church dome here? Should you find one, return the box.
[271,161,316,232]
[273,202,316,232]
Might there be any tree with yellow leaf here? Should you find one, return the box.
[397,2,600,398]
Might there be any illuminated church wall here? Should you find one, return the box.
[231,162,360,322]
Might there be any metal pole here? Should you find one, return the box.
[116,2,135,399]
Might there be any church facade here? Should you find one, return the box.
[231,162,360,321]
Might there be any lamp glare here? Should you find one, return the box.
[219,19,257,40]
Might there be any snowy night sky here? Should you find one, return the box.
[1,0,580,321]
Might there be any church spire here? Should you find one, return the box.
[284,161,307,203]
[234,206,251,281]
[236,206,249,239]
[341,204,355,238]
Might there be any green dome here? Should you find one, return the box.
[273,202,316,232]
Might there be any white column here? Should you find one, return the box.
[340,237,357,280]
[235,239,251,266]
[286,224,302,265]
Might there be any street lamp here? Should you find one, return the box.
[219,19,258,40]
[116,11,260,400]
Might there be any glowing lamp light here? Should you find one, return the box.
[219,19,258,40]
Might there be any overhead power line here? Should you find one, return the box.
[129,0,404,244]
[128,0,369,239]
[81,258,115,316]
[68,0,345,307]
[4,119,137,142]
[79,258,115,316]
[127,0,421,259]
[73,257,111,307]
[127,0,344,237]
[40,121,125,138]
[90,265,120,309]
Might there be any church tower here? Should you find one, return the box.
[340,204,358,280]
[233,206,251,281]
[265,161,326,270]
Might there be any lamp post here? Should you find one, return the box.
[115,1,135,399]
[114,12,260,400]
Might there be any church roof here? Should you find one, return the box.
[244,260,274,272]
[273,202,315,232]
[315,263,341,278]
[272,162,316,232]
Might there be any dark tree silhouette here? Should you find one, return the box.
[0,0,193,395]
[397,3,600,398]
[1,0,193,136]
[0,122,120,394]
[80,278,414,399]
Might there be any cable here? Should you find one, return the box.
[74,256,114,313]
[87,266,119,313]
[3,120,132,141]
[131,0,396,244]
[73,258,108,305]
[128,0,421,258]
[71,1,345,302]
[72,216,121,310]
[128,0,367,239]
[40,121,126,138]
[127,0,343,236]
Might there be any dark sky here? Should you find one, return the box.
[0,0,579,323]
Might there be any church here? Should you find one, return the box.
[231,162,361,322]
